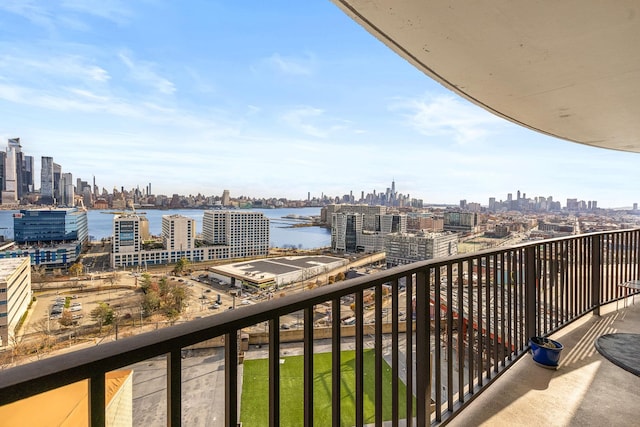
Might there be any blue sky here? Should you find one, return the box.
[0,1,638,208]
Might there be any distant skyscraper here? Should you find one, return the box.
[22,155,33,195]
[53,162,62,204]
[0,151,5,202]
[2,139,19,204]
[221,189,230,206]
[8,138,24,200]
[61,173,74,207]
[40,156,54,205]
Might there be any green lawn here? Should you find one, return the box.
[240,349,413,427]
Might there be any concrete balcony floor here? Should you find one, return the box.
[449,297,640,427]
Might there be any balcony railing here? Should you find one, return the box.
[1,230,639,426]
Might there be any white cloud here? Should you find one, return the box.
[264,53,314,76]
[118,51,176,95]
[390,94,505,144]
[61,0,132,25]
[280,106,348,138]
[0,0,133,31]
[0,52,111,84]
[0,0,56,31]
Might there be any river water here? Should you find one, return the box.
[0,207,331,249]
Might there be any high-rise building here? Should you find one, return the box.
[221,189,230,206]
[0,151,5,202]
[0,257,31,347]
[162,214,196,251]
[53,162,62,204]
[202,210,269,258]
[40,156,54,205]
[61,173,75,207]
[2,140,19,204]
[21,155,34,197]
[113,214,143,254]
[331,212,363,252]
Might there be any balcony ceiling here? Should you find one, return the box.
[332,1,640,152]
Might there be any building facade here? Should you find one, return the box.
[2,139,19,205]
[162,214,196,251]
[443,211,478,233]
[0,257,31,347]
[202,210,270,258]
[385,232,459,267]
[13,208,89,244]
[332,212,407,253]
[7,208,88,267]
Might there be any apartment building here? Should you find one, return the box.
[162,214,196,251]
[202,210,270,258]
[0,257,31,347]
[385,231,459,267]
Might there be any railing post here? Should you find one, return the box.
[167,349,182,427]
[591,235,601,316]
[225,331,238,427]
[525,246,537,341]
[89,373,105,427]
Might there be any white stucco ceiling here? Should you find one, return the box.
[333,0,640,152]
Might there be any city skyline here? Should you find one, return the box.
[1,2,639,208]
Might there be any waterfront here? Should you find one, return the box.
[0,207,330,250]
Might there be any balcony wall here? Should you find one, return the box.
[0,229,639,426]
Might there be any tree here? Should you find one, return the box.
[31,265,46,283]
[59,310,74,327]
[172,257,190,276]
[91,302,114,331]
[69,262,83,277]
[140,273,153,292]
[106,271,120,287]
